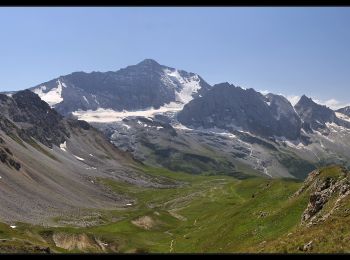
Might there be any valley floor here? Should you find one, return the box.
[0,165,349,253]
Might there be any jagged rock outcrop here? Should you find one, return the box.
[296,166,350,225]
[0,90,69,148]
[0,146,21,170]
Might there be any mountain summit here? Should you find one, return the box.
[294,95,337,132]
[177,83,301,140]
[29,59,211,115]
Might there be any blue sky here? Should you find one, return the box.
[1,7,350,108]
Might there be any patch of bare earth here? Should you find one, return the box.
[52,233,101,251]
[131,216,155,230]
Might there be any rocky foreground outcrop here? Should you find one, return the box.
[294,166,350,226]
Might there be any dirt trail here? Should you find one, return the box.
[169,239,174,253]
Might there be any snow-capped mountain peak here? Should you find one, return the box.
[29,59,211,117]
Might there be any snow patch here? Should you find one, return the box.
[33,80,64,106]
[173,123,193,131]
[336,112,350,122]
[275,136,305,149]
[122,123,131,129]
[92,95,100,105]
[73,155,85,161]
[83,96,89,104]
[72,102,183,123]
[60,141,67,152]
[263,167,272,177]
[164,68,201,104]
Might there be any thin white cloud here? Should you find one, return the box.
[313,98,350,110]
[257,89,349,110]
[258,90,301,106]
[285,95,301,106]
[259,90,270,95]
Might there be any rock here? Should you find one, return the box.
[303,241,313,252]
[0,91,70,148]
[33,246,51,254]
[258,211,268,218]
[295,95,350,132]
[337,106,350,116]
[300,167,350,225]
[178,83,301,140]
[0,148,21,170]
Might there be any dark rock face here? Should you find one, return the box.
[177,83,301,140]
[265,93,302,140]
[294,95,336,132]
[0,90,70,148]
[0,137,21,171]
[0,146,21,170]
[29,59,211,115]
[67,119,91,130]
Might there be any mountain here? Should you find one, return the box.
[21,61,350,180]
[0,90,69,148]
[29,59,211,115]
[177,83,301,140]
[337,106,350,116]
[294,95,337,133]
[0,90,178,225]
[294,95,350,134]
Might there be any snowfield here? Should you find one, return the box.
[72,102,184,123]
[163,68,201,104]
[33,79,65,106]
[336,112,350,122]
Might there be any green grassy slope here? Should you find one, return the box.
[0,165,348,253]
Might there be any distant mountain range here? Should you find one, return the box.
[0,58,342,180]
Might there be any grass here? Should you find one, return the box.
[1,165,349,253]
[257,165,350,253]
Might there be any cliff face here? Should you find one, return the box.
[178,83,301,140]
